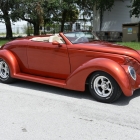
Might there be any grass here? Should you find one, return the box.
[117,42,140,50]
[0,40,10,46]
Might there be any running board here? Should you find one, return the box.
[13,73,66,88]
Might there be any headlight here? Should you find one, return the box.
[128,66,136,80]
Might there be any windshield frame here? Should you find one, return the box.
[63,31,100,44]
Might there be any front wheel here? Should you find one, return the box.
[89,72,122,103]
[0,59,14,83]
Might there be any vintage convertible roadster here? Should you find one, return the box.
[0,31,140,103]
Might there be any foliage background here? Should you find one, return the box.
[0,0,140,38]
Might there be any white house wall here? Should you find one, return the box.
[93,0,140,32]
[102,0,131,31]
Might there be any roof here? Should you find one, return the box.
[122,22,140,26]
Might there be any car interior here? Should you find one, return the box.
[30,35,65,43]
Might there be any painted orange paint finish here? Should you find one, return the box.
[1,32,140,97]
[26,41,70,79]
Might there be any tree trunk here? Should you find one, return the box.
[60,10,67,32]
[33,23,40,35]
[70,22,73,31]
[99,9,103,31]
[3,11,13,38]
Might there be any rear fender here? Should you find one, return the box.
[0,50,20,77]
[66,58,132,96]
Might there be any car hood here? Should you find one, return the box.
[77,41,134,50]
[137,50,140,55]
[72,41,140,62]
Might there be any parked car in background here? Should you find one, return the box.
[0,31,140,103]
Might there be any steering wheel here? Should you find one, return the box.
[73,36,88,43]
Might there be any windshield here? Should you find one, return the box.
[64,31,99,44]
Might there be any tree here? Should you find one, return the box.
[60,6,79,32]
[77,0,116,15]
[129,0,140,17]
[21,24,34,34]
[76,0,117,31]
[12,0,45,35]
[47,0,79,32]
[66,9,79,31]
[0,0,14,38]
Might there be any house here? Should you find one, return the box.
[93,0,140,41]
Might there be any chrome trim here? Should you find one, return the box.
[128,66,136,81]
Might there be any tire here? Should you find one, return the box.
[89,72,122,103]
[0,59,15,83]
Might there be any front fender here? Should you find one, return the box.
[0,50,20,77]
[66,58,132,96]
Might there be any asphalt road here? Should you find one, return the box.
[0,80,140,140]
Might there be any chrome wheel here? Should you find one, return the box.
[0,60,9,79]
[93,76,112,98]
[89,72,122,103]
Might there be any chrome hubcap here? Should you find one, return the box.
[0,61,9,79]
[93,76,112,98]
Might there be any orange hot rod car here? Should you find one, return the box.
[0,31,140,103]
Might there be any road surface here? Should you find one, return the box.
[0,80,140,140]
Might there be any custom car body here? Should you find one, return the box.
[0,31,140,103]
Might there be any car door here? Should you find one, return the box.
[27,41,70,80]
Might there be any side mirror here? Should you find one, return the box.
[52,41,60,46]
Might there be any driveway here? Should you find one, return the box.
[0,80,140,140]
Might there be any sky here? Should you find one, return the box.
[0,21,27,33]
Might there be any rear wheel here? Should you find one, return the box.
[0,59,14,83]
[89,72,122,103]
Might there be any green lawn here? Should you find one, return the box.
[117,42,140,50]
[0,40,10,46]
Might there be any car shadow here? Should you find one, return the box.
[6,80,140,106]
[8,80,93,100]
[113,89,140,106]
